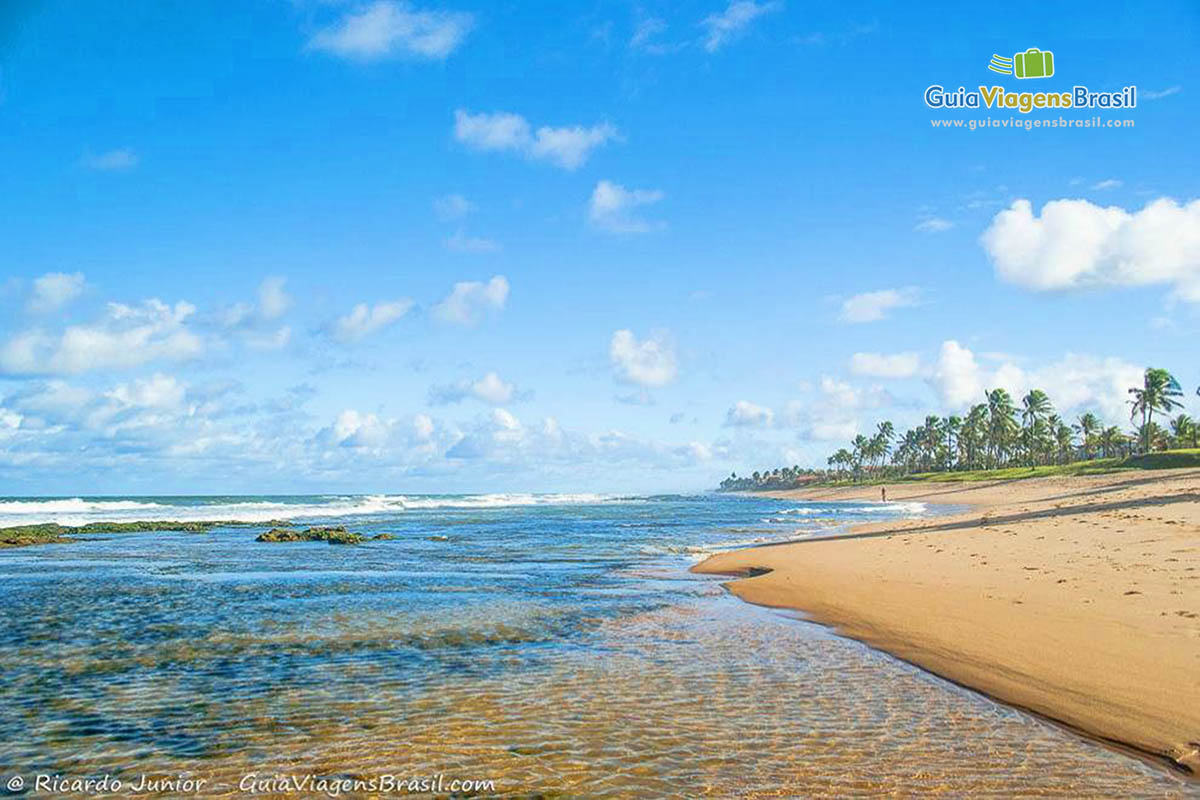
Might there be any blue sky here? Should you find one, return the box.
[1,0,1198,494]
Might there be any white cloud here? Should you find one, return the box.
[258,277,291,320]
[28,272,85,312]
[1091,178,1122,190]
[915,216,953,233]
[839,287,919,323]
[334,300,414,342]
[82,148,138,171]
[328,409,391,447]
[849,351,921,379]
[930,340,984,408]
[429,371,516,406]
[470,372,514,404]
[105,374,187,411]
[724,400,774,427]
[589,180,665,234]
[453,109,617,170]
[1143,86,1181,101]
[981,197,1200,300]
[307,1,472,60]
[413,413,434,440]
[445,230,501,253]
[610,329,677,388]
[434,193,473,221]
[701,0,782,52]
[930,339,1143,422]
[432,275,509,325]
[218,277,291,328]
[0,299,203,375]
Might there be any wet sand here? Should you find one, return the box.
[694,469,1200,773]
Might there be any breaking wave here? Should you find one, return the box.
[0,493,623,527]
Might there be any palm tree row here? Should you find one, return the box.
[721,367,1194,490]
[827,367,1188,481]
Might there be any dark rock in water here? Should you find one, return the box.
[255,526,365,545]
[0,519,291,549]
[371,533,396,540]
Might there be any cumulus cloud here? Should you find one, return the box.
[838,287,919,323]
[589,180,665,234]
[610,329,677,388]
[930,339,1143,422]
[82,148,138,171]
[327,409,392,447]
[432,275,509,325]
[28,272,85,312]
[453,109,618,170]
[0,300,203,375]
[849,351,921,378]
[428,371,516,406]
[334,300,414,342]
[981,197,1200,300]
[784,381,858,441]
[724,400,774,427]
[307,1,473,60]
[701,0,782,52]
[218,277,291,328]
[930,340,985,408]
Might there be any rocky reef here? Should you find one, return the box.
[0,520,285,549]
[255,526,366,545]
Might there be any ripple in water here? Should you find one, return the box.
[0,495,1190,797]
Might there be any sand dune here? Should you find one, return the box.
[694,469,1200,772]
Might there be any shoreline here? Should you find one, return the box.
[693,470,1200,773]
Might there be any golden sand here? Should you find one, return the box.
[694,469,1200,773]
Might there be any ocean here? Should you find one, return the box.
[0,494,1188,797]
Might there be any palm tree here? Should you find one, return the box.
[960,404,988,470]
[1074,412,1100,459]
[921,415,942,471]
[985,388,1019,468]
[1169,414,1194,449]
[1021,389,1053,465]
[1053,417,1074,464]
[1135,421,1168,452]
[851,434,870,481]
[942,415,962,471]
[1098,426,1126,459]
[1129,368,1184,453]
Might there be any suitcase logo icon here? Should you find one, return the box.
[988,48,1055,79]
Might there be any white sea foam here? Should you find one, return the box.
[773,501,928,517]
[0,493,622,527]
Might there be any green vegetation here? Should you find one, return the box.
[722,367,1200,491]
[256,526,365,545]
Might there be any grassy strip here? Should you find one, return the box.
[756,450,1200,490]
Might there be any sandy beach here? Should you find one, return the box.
[694,469,1200,773]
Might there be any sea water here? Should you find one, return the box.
[0,494,1189,797]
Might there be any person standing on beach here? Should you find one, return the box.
[881,487,887,502]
